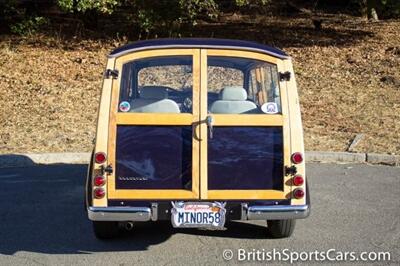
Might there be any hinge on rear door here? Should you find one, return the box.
[104,69,119,79]
[101,164,113,175]
[285,165,297,176]
[279,71,291,81]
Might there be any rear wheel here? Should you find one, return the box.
[267,219,296,238]
[93,221,120,239]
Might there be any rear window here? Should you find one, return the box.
[117,55,281,115]
[207,56,281,114]
[119,56,193,113]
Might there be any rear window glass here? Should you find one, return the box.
[119,56,193,113]
[207,56,281,114]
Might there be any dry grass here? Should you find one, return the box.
[0,17,399,154]
[286,20,400,154]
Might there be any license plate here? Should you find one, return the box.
[171,201,226,229]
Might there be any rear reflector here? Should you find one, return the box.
[94,152,107,164]
[94,176,106,186]
[292,175,304,186]
[293,188,305,199]
[291,152,303,164]
[94,188,105,199]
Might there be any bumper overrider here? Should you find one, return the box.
[88,203,310,222]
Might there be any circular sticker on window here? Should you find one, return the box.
[261,102,278,114]
[119,101,131,112]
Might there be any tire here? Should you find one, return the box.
[93,221,120,239]
[84,151,94,211]
[267,219,296,238]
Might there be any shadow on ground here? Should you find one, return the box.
[190,18,374,48]
[0,14,375,51]
[0,163,270,255]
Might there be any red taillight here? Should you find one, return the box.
[292,175,304,186]
[94,176,106,186]
[94,188,105,199]
[291,152,303,164]
[293,188,304,199]
[95,152,107,164]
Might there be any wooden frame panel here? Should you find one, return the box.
[212,114,283,126]
[207,190,286,200]
[283,59,306,205]
[200,49,289,200]
[116,113,194,125]
[107,49,201,200]
[199,50,208,199]
[92,58,115,207]
[206,49,278,64]
[277,59,292,199]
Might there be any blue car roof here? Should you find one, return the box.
[109,38,289,59]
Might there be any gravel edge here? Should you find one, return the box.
[0,151,399,169]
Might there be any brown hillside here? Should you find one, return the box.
[0,17,399,154]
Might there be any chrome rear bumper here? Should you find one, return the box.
[245,204,310,220]
[88,206,152,221]
[88,204,310,222]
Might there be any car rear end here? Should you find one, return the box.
[85,39,310,239]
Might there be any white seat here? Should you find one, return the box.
[130,86,180,113]
[210,86,258,114]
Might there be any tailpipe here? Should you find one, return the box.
[125,222,134,231]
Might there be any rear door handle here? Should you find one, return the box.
[206,115,214,139]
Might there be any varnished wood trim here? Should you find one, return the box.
[108,189,198,199]
[116,113,194,125]
[283,59,306,206]
[106,57,120,201]
[277,60,292,199]
[115,49,197,64]
[212,114,284,126]
[207,190,286,200]
[191,49,201,198]
[199,49,209,199]
[206,49,278,64]
[93,58,115,207]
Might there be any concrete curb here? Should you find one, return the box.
[0,151,398,169]
[306,151,366,164]
[307,151,399,166]
[0,153,91,168]
[366,153,400,166]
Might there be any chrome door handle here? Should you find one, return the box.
[206,115,214,139]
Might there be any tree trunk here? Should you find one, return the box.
[367,0,379,21]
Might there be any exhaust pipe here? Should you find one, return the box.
[125,222,134,231]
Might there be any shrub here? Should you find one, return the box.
[10,16,48,36]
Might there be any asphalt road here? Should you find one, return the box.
[0,163,399,265]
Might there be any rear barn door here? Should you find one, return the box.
[199,49,291,200]
[107,49,201,200]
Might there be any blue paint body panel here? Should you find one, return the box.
[109,38,288,59]
[208,126,283,190]
[114,125,283,191]
[115,126,192,190]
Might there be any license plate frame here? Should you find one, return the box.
[171,201,226,229]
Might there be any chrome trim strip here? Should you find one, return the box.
[88,206,152,221]
[151,203,158,221]
[246,204,310,220]
[108,45,290,59]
